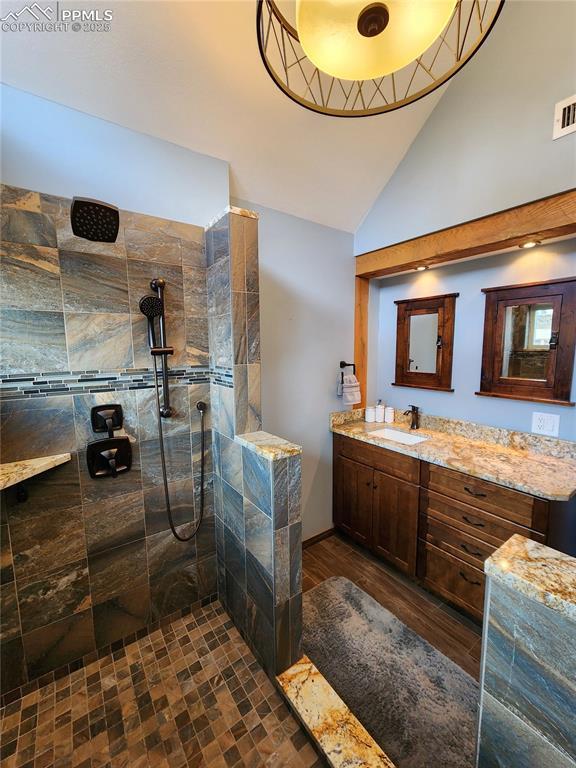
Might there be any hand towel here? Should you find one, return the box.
[342,373,361,406]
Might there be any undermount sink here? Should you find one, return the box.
[369,427,429,446]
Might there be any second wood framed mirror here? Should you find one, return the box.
[393,293,458,392]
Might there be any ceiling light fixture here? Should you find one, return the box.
[257,0,505,117]
[519,240,541,249]
[415,265,428,271]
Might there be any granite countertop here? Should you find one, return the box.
[277,655,396,768]
[235,431,302,460]
[486,535,576,621]
[331,419,576,501]
[0,453,71,490]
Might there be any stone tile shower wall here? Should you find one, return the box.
[0,184,216,699]
[208,210,303,676]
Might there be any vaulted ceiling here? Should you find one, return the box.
[1,0,450,231]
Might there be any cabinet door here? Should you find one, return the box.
[372,470,419,574]
[333,456,373,546]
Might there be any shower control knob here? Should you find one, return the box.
[196,401,207,412]
[160,405,173,418]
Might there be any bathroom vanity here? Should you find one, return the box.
[331,416,576,622]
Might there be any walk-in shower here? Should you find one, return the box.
[139,278,206,542]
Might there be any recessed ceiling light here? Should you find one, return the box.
[415,266,428,272]
[519,240,541,249]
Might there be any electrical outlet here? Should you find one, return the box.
[531,412,560,437]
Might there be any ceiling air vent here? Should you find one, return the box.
[553,94,576,140]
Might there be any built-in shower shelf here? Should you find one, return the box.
[0,453,71,490]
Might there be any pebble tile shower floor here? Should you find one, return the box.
[0,602,323,768]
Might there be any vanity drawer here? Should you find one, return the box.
[334,434,420,484]
[419,541,485,621]
[424,464,544,530]
[420,514,496,569]
[422,490,546,547]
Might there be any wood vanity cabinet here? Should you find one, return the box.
[333,433,550,622]
[333,434,420,574]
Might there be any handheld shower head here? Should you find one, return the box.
[70,198,120,242]
[139,294,164,349]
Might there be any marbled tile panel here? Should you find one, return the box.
[16,559,91,634]
[59,249,129,313]
[220,434,242,492]
[140,433,192,489]
[0,580,19,641]
[208,313,233,369]
[73,389,138,449]
[198,553,217,597]
[66,312,133,370]
[207,255,231,317]
[229,212,246,291]
[88,538,148,605]
[247,363,262,432]
[183,265,208,315]
[2,455,80,517]
[290,591,303,664]
[223,524,246,589]
[232,291,247,365]
[289,522,302,597]
[22,608,96,679]
[196,514,216,561]
[277,656,396,768]
[218,382,235,438]
[120,208,204,243]
[131,310,187,368]
[222,479,244,543]
[0,309,68,374]
[275,598,291,674]
[0,242,61,311]
[185,314,209,366]
[246,593,274,674]
[192,429,213,475]
[213,473,223,519]
[146,524,196,584]
[246,550,273,622]
[273,458,288,530]
[149,556,198,620]
[0,636,26,694]
[484,579,576,758]
[78,444,142,504]
[143,477,194,535]
[478,691,574,768]
[0,208,56,248]
[40,193,126,258]
[136,384,190,441]
[225,569,246,636]
[0,523,14,585]
[209,215,230,266]
[288,455,302,525]
[9,504,86,582]
[82,490,145,555]
[486,535,576,621]
[234,364,248,435]
[124,227,181,265]
[188,382,211,431]
[92,585,151,647]
[181,237,206,268]
[242,446,272,517]
[244,217,259,294]
[246,291,260,364]
[274,526,290,607]
[126,258,184,314]
[194,471,214,518]
[1,184,40,211]
[245,499,273,577]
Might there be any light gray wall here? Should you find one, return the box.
[1,85,229,226]
[372,240,576,440]
[355,1,576,254]
[238,201,355,540]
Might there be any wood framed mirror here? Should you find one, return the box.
[477,277,576,406]
[393,293,458,392]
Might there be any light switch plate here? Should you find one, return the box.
[531,412,560,437]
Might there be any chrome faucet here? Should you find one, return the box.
[404,405,420,430]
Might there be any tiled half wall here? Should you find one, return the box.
[207,212,303,677]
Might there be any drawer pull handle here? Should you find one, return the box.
[365,481,372,487]
[460,543,483,557]
[459,570,482,586]
[464,486,487,498]
[462,515,485,528]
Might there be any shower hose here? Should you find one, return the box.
[152,356,204,542]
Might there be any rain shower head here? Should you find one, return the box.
[139,294,164,350]
[70,197,120,242]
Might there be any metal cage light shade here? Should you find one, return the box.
[257,0,505,117]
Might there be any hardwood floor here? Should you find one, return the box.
[303,533,482,680]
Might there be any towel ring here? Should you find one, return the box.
[340,360,356,384]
